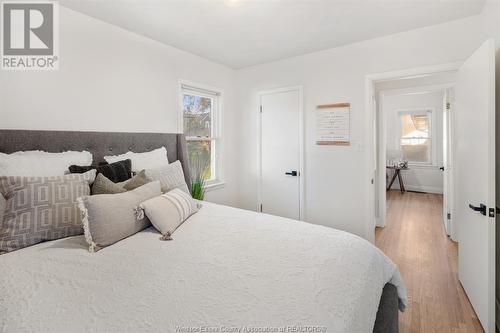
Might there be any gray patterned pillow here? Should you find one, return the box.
[145,160,189,194]
[0,170,96,254]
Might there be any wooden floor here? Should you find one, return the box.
[376,190,484,333]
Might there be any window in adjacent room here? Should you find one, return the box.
[181,83,221,186]
[398,109,433,165]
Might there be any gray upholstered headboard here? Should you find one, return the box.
[0,130,192,191]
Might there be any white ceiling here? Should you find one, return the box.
[60,0,485,69]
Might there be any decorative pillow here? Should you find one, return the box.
[104,147,169,173]
[91,173,127,195]
[69,159,132,183]
[0,170,97,254]
[91,170,151,195]
[77,181,161,252]
[122,170,151,191]
[0,150,92,176]
[139,188,199,240]
[145,160,189,194]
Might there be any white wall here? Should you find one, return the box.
[1,3,499,243]
[0,6,238,206]
[383,91,445,193]
[234,10,495,240]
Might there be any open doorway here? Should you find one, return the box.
[366,40,496,333]
[370,70,485,331]
[372,71,457,240]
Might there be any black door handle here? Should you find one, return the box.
[469,203,487,216]
[285,171,298,176]
[439,166,445,171]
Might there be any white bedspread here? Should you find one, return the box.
[0,202,406,333]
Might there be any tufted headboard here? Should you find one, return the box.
[0,130,192,191]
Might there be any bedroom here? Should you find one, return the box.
[0,0,499,332]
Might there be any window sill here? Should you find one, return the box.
[204,181,226,192]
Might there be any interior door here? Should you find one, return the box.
[260,88,301,220]
[455,39,495,333]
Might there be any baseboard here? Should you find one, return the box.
[389,184,443,194]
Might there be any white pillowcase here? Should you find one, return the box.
[0,150,92,177]
[139,188,199,240]
[104,147,169,173]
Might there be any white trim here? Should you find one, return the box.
[365,62,462,81]
[257,85,305,221]
[178,79,225,187]
[364,62,461,240]
[380,82,456,96]
[204,181,226,192]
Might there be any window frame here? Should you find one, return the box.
[396,108,437,167]
[179,81,224,189]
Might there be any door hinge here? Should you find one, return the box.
[260,105,263,113]
[446,102,450,110]
[489,207,495,218]
[447,213,451,220]
[260,204,263,212]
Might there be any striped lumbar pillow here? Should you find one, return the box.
[139,188,199,240]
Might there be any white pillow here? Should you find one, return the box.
[139,188,199,240]
[0,150,93,177]
[104,147,169,173]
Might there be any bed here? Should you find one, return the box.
[0,130,406,333]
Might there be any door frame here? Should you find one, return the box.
[364,62,462,241]
[442,88,455,238]
[257,85,305,220]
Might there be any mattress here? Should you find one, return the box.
[0,202,406,333]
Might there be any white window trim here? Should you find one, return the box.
[396,107,437,167]
[179,80,225,190]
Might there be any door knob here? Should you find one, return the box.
[439,166,445,171]
[469,203,487,216]
[285,171,298,176]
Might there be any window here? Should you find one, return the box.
[181,83,221,185]
[399,110,433,164]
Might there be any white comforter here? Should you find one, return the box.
[0,202,406,333]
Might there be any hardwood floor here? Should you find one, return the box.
[376,190,484,333]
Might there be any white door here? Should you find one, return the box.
[455,39,495,333]
[259,88,302,220]
[442,89,452,236]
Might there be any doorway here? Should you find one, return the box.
[376,81,455,236]
[258,86,304,220]
[366,39,496,333]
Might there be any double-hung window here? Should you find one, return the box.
[398,109,433,165]
[181,83,221,185]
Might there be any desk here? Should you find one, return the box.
[386,166,409,192]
